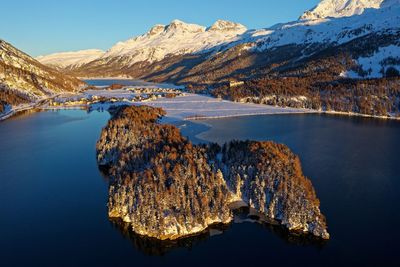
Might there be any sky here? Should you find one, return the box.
[0,0,320,57]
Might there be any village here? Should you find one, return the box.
[45,85,184,109]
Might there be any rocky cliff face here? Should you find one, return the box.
[96,106,329,240]
[0,39,85,106]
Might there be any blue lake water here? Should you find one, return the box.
[186,114,400,266]
[0,90,399,266]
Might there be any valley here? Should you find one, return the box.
[1,0,400,266]
[2,1,400,120]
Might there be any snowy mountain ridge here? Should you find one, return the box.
[251,2,400,51]
[36,49,104,69]
[99,19,247,66]
[36,0,400,80]
[37,19,247,68]
[300,0,399,20]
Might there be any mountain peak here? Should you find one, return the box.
[148,24,165,36]
[165,19,205,33]
[170,19,185,25]
[208,20,247,32]
[300,0,389,20]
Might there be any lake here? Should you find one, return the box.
[0,98,399,265]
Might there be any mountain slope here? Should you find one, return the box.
[39,19,247,75]
[59,2,399,84]
[300,0,385,20]
[40,1,398,83]
[164,2,400,82]
[0,39,85,109]
[36,49,104,70]
[100,19,246,65]
[255,3,399,51]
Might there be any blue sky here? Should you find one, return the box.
[1,0,319,57]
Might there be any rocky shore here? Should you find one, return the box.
[96,105,329,240]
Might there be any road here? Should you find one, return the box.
[0,94,63,121]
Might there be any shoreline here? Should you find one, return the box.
[0,104,38,121]
[184,109,400,121]
[80,77,136,80]
[2,96,400,122]
[322,110,400,120]
[185,109,318,121]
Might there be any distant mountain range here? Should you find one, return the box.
[36,0,400,84]
[37,19,247,76]
[36,49,105,70]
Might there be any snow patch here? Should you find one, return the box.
[356,45,400,77]
[143,93,314,121]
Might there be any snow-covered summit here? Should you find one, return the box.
[99,19,247,65]
[165,19,206,33]
[299,0,396,20]
[253,2,400,51]
[208,20,247,32]
[36,4,399,78]
[36,19,248,70]
[36,49,105,69]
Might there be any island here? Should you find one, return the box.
[96,105,329,241]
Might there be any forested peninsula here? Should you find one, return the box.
[96,106,329,240]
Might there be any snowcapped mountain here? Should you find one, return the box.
[0,39,84,103]
[36,49,104,70]
[300,0,398,20]
[137,1,397,84]
[37,1,399,83]
[229,1,399,79]
[98,19,246,66]
[26,0,400,117]
[252,2,399,51]
[37,19,246,71]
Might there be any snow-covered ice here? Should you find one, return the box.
[139,93,314,122]
[51,90,314,121]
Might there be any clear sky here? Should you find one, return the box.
[0,0,320,57]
